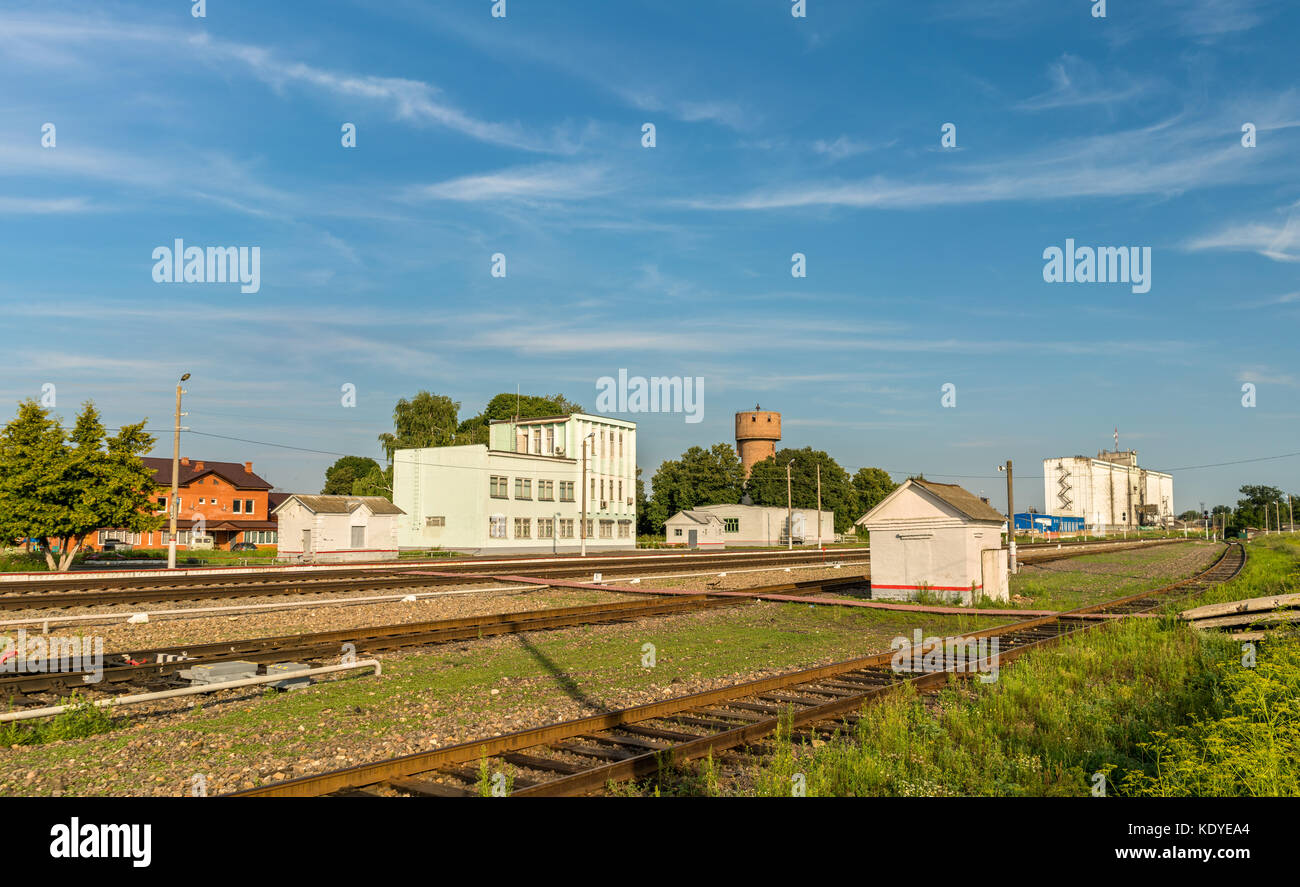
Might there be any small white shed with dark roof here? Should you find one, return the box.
[663,509,726,548]
[856,479,1009,604]
[273,495,405,562]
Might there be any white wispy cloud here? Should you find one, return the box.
[0,13,571,154]
[1186,206,1300,262]
[1014,55,1157,111]
[679,109,1286,211]
[0,195,95,213]
[404,164,611,203]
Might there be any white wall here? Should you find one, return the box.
[394,425,637,553]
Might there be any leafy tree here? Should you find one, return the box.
[322,455,381,495]
[455,392,582,445]
[377,391,460,461]
[1177,509,1201,521]
[352,464,393,500]
[746,447,858,534]
[1235,484,1286,529]
[0,400,160,571]
[851,467,898,516]
[635,466,652,536]
[646,444,745,533]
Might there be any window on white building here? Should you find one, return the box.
[489,515,507,538]
[514,517,531,538]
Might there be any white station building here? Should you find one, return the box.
[393,413,637,554]
[1042,450,1174,530]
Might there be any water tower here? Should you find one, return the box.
[735,405,782,479]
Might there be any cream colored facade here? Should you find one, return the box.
[394,413,636,553]
[857,479,1008,604]
[273,495,404,562]
[664,503,836,548]
[1042,451,1174,530]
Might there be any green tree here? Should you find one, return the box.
[0,400,160,571]
[352,464,393,500]
[851,467,898,517]
[377,391,460,461]
[646,444,745,533]
[746,447,858,534]
[455,392,582,445]
[1235,484,1285,529]
[322,455,381,495]
[635,466,651,536]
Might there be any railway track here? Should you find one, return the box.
[0,537,1180,611]
[0,548,874,609]
[227,541,1244,798]
[0,574,872,697]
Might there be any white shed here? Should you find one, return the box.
[273,495,405,562]
[663,510,726,548]
[856,479,1008,604]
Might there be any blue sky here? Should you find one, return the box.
[2,0,1298,512]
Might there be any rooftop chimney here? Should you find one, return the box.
[180,457,189,466]
[244,461,253,473]
[194,461,204,471]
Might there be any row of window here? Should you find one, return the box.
[488,517,632,540]
[155,496,257,514]
[487,475,632,509]
[490,476,577,502]
[96,529,279,546]
[517,426,629,460]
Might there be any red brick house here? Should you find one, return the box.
[90,457,282,551]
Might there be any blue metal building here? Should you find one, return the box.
[1014,513,1085,533]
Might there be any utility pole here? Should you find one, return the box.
[816,464,822,548]
[580,431,593,556]
[1276,501,1282,536]
[1289,494,1294,533]
[999,460,1016,574]
[786,459,794,551]
[167,373,190,570]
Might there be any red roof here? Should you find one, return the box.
[141,457,273,491]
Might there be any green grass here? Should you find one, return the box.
[679,537,1299,797]
[0,695,128,746]
[0,551,50,572]
[1006,541,1218,611]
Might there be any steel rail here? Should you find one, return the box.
[1,574,872,696]
[227,542,1241,798]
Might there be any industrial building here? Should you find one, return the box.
[1042,449,1174,530]
[1014,513,1086,535]
[393,413,636,554]
[664,503,836,548]
[856,479,1009,604]
[735,406,781,479]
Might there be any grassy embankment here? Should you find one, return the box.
[660,538,1299,796]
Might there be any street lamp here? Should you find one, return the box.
[998,461,1016,574]
[167,373,190,570]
